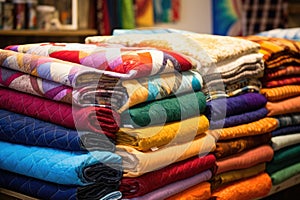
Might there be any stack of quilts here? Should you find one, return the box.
[85,31,277,199]
[0,47,125,199]
[85,33,217,199]
[244,35,300,193]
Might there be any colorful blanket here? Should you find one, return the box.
[0,169,122,200]
[121,90,206,127]
[211,163,266,191]
[208,117,278,141]
[0,87,120,138]
[276,113,300,128]
[211,172,272,200]
[260,85,300,102]
[0,109,115,152]
[215,145,274,175]
[85,33,260,70]
[120,154,216,198]
[0,140,122,186]
[116,115,209,152]
[131,170,212,200]
[266,96,300,116]
[117,133,216,177]
[0,49,123,88]
[214,133,272,159]
[5,42,198,79]
[243,35,300,69]
[0,66,203,112]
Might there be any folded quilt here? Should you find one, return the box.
[271,125,300,137]
[116,133,216,177]
[260,85,300,102]
[264,66,300,81]
[5,42,198,79]
[272,133,300,151]
[120,154,216,198]
[117,115,209,152]
[130,170,212,200]
[243,35,300,68]
[166,181,211,200]
[0,49,124,88]
[86,33,260,71]
[262,76,300,88]
[211,172,271,200]
[270,162,300,185]
[266,96,300,116]
[208,117,278,141]
[211,163,266,191]
[0,141,122,186]
[214,133,272,159]
[121,91,206,127]
[0,87,120,138]
[0,65,203,112]
[209,107,268,129]
[216,145,274,175]
[0,109,116,152]
[204,78,262,101]
[0,169,122,200]
[257,28,300,41]
[205,92,267,120]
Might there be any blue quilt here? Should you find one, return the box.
[0,140,122,186]
[0,109,116,152]
[0,169,122,200]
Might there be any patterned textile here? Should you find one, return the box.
[166,181,211,200]
[270,162,300,185]
[243,35,300,69]
[266,144,300,174]
[208,117,278,141]
[215,145,274,174]
[0,109,116,152]
[117,115,209,151]
[214,133,272,159]
[0,49,123,88]
[0,66,203,112]
[0,87,120,138]
[0,169,122,200]
[241,0,288,35]
[121,91,206,127]
[85,32,260,70]
[120,154,216,198]
[5,42,198,79]
[117,133,216,177]
[266,96,300,116]
[272,133,300,151]
[131,170,212,200]
[211,163,266,190]
[264,66,300,81]
[263,76,300,88]
[211,172,272,200]
[0,140,122,186]
[257,28,300,41]
[260,85,300,102]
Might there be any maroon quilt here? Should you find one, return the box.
[120,154,216,198]
[0,87,120,138]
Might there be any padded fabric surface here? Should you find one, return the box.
[0,140,122,186]
[0,87,120,138]
[0,169,122,200]
[5,42,197,79]
[0,109,116,152]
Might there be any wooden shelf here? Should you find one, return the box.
[0,29,98,37]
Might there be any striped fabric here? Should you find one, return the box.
[261,85,300,102]
[257,28,300,41]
